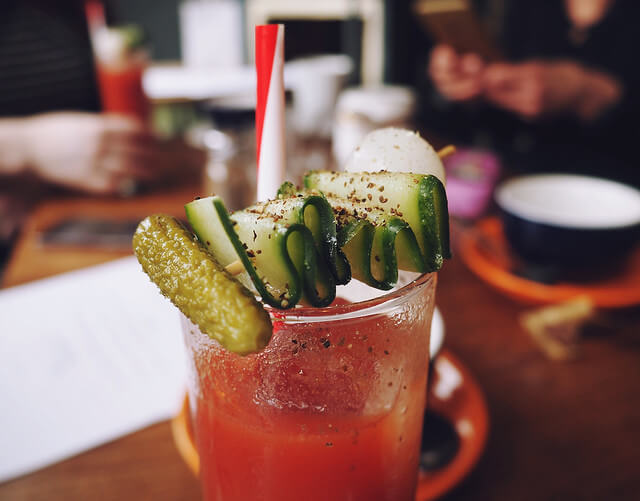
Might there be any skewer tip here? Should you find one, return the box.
[437,145,456,159]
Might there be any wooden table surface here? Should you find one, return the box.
[1,189,639,501]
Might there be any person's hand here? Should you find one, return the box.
[482,61,622,121]
[428,44,485,101]
[22,112,205,195]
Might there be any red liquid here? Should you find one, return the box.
[185,301,432,501]
[96,62,149,120]
[195,392,425,500]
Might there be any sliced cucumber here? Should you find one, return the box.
[326,194,425,289]
[260,193,350,285]
[184,171,450,309]
[231,207,336,308]
[304,170,451,269]
[268,184,438,290]
[185,196,336,308]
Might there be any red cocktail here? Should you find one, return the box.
[90,24,150,121]
[182,273,436,500]
[96,59,149,120]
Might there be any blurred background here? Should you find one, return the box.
[0,0,640,290]
[2,0,639,275]
[2,0,640,248]
[1,1,640,500]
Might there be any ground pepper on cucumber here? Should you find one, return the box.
[133,128,452,355]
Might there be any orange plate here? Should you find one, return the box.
[171,349,489,501]
[458,218,640,308]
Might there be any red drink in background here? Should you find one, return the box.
[182,274,436,501]
[96,60,150,121]
[87,19,150,121]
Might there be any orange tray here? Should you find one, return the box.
[171,349,489,501]
[458,218,640,308]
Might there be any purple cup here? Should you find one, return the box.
[444,149,501,219]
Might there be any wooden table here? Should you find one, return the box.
[1,190,639,500]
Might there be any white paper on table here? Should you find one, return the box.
[0,257,188,483]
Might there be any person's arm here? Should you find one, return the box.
[0,119,29,176]
[1,113,156,194]
[0,112,205,195]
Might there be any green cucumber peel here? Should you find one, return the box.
[185,170,451,309]
[299,195,350,286]
[304,170,451,274]
[418,174,451,268]
[186,196,335,309]
[291,189,428,289]
[269,187,351,285]
[336,213,425,289]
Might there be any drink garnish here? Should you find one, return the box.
[185,194,338,309]
[133,214,272,355]
[133,129,452,353]
[184,170,448,306]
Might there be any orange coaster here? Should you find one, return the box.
[416,349,489,501]
[170,396,199,476]
[171,349,489,501]
[458,218,640,308]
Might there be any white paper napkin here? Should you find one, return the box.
[0,257,187,482]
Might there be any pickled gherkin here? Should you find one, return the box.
[132,214,272,355]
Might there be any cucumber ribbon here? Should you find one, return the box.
[186,193,350,309]
[185,172,449,309]
[304,172,450,290]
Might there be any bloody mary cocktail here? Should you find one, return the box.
[181,272,436,501]
[96,59,149,120]
[91,26,150,121]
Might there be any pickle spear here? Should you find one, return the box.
[133,214,272,355]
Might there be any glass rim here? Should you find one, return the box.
[265,272,436,323]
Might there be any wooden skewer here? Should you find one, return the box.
[437,145,456,159]
[224,260,245,276]
[224,148,456,277]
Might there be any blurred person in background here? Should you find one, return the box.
[421,0,640,188]
[0,0,204,270]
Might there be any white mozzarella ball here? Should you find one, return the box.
[344,127,446,185]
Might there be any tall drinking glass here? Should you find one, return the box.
[181,272,437,501]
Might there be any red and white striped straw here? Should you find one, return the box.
[84,0,106,40]
[255,24,286,202]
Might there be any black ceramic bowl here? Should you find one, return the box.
[494,174,640,269]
